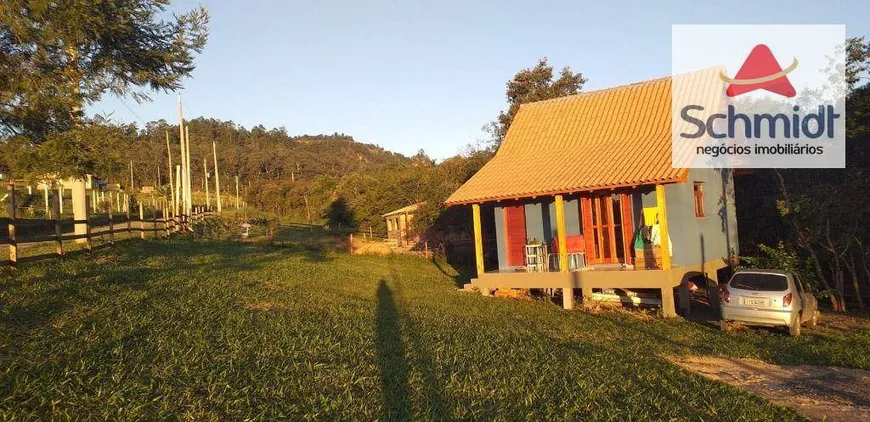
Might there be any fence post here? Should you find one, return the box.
[349,233,354,254]
[53,188,63,256]
[152,205,157,239]
[163,206,169,237]
[139,202,145,239]
[108,200,115,246]
[84,194,92,252]
[7,182,17,266]
[126,195,132,237]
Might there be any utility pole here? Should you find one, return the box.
[213,141,222,213]
[303,195,311,224]
[177,95,187,216]
[204,157,210,209]
[184,125,192,215]
[175,164,182,228]
[129,160,134,194]
[179,126,187,213]
[166,131,175,218]
[179,131,188,214]
[235,175,240,210]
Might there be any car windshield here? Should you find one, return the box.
[729,273,789,291]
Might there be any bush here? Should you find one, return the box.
[249,216,279,238]
[192,216,236,240]
[740,242,820,293]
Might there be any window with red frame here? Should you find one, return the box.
[693,182,706,218]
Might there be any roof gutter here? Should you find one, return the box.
[444,171,688,206]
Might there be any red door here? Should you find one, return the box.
[504,205,526,267]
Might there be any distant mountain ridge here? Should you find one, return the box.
[129,118,410,186]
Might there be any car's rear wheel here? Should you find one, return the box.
[720,319,732,332]
[789,313,802,337]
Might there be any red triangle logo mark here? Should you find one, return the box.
[724,44,797,98]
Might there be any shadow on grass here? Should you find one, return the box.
[376,280,411,420]
[431,259,474,289]
[376,278,452,420]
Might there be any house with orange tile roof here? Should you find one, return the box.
[446,70,738,317]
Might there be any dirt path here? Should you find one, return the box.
[671,356,870,421]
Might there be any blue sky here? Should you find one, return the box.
[91,0,870,159]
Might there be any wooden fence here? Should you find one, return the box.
[2,183,216,267]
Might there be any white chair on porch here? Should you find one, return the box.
[524,243,547,272]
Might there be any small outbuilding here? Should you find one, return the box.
[383,202,423,246]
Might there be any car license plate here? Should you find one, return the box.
[743,297,769,307]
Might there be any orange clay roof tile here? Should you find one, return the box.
[445,70,721,205]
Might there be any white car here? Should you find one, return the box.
[720,269,819,337]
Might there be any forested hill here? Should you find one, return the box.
[126,117,410,187]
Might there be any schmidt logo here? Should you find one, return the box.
[721,44,797,98]
[681,44,840,141]
[671,25,846,169]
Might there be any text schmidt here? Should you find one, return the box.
[680,105,841,139]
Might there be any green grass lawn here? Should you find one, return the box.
[0,238,867,420]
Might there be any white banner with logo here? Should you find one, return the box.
[672,24,846,168]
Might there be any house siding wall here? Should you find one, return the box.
[524,202,545,243]
[491,198,584,269]
[493,206,509,270]
[664,169,739,267]
[488,179,738,271]
[524,199,581,246]
[548,198,581,237]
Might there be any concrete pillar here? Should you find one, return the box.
[139,202,145,239]
[58,182,64,214]
[563,287,575,310]
[71,178,87,244]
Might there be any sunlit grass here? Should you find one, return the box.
[0,237,866,419]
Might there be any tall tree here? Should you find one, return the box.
[0,0,209,144]
[487,58,586,148]
[746,37,870,311]
[846,36,870,91]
